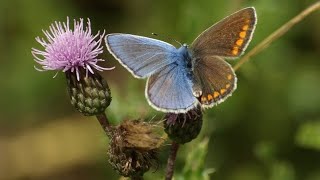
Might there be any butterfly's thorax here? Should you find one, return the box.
[177,45,203,97]
[177,44,192,77]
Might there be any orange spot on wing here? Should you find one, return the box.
[226,84,231,89]
[220,89,226,94]
[207,94,213,101]
[227,74,232,80]
[213,91,220,98]
[236,39,244,46]
[232,50,238,55]
[239,31,247,39]
[245,19,250,24]
[232,47,239,55]
[201,96,207,102]
[242,24,249,31]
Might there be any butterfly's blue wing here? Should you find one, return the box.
[146,63,198,113]
[105,33,178,78]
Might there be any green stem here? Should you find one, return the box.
[96,112,113,137]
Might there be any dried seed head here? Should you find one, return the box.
[164,106,203,144]
[108,119,164,177]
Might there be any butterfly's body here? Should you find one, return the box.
[106,7,257,113]
[169,45,191,71]
[171,44,204,98]
[173,45,192,78]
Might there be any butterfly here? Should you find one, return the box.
[105,7,257,113]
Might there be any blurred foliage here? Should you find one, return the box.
[1,0,320,180]
[296,120,320,151]
[176,137,214,180]
[269,161,295,180]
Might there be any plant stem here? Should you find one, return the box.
[96,112,113,137]
[165,142,180,180]
[233,1,320,71]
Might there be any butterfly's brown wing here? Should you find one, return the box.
[191,7,257,58]
[193,56,236,107]
[190,7,256,107]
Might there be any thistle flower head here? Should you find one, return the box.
[32,17,113,80]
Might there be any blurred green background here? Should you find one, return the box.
[1,0,320,179]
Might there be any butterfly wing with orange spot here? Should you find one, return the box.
[193,56,237,107]
[191,7,257,58]
[190,7,256,107]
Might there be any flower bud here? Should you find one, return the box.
[164,106,203,144]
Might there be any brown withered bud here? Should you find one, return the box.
[108,119,164,178]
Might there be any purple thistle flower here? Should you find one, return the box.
[32,17,114,80]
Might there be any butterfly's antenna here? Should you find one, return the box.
[152,33,182,46]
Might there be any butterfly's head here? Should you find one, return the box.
[178,43,190,53]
